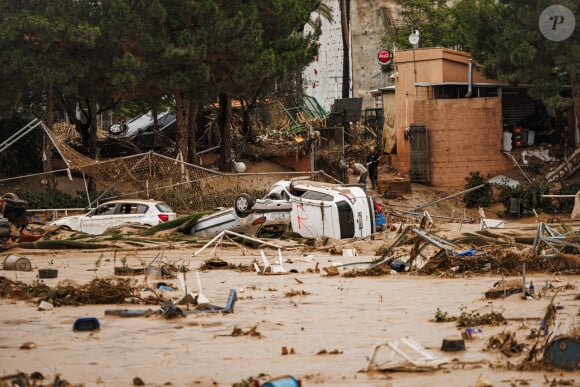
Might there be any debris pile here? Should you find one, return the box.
[485,331,527,357]
[0,277,152,306]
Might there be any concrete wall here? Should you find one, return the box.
[412,97,512,186]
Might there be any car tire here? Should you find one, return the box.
[109,123,128,135]
[2,192,27,207]
[2,192,19,200]
[234,193,254,218]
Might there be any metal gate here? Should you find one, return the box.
[408,124,430,185]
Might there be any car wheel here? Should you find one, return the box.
[2,192,19,200]
[234,193,254,218]
[109,123,128,135]
[2,192,27,207]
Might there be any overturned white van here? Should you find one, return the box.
[254,180,377,239]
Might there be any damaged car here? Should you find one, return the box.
[50,199,176,235]
[189,179,379,240]
[109,109,175,140]
[189,195,292,238]
[264,180,378,239]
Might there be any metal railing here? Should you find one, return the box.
[26,208,87,221]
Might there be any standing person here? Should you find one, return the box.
[366,145,380,189]
[349,161,368,185]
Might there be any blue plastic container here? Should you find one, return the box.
[262,376,299,387]
[73,317,100,332]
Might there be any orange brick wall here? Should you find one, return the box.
[389,48,508,187]
[412,97,512,187]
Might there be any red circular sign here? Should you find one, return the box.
[377,49,392,65]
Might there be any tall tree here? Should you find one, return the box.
[111,0,207,161]
[202,0,321,171]
[0,0,104,184]
[453,0,579,146]
[391,0,456,49]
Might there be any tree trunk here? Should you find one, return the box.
[43,87,56,189]
[218,93,232,172]
[152,109,159,149]
[241,96,258,143]
[87,91,98,193]
[175,91,189,161]
[340,0,350,98]
[569,67,580,148]
[187,100,199,165]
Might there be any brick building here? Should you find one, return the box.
[383,47,556,187]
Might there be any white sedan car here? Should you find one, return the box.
[50,199,177,235]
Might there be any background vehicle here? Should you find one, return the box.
[109,110,175,139]
[50,199,176,235]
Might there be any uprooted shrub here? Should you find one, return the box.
[496,180,550,216]
[463,171,493,208]
[550,181,580,213]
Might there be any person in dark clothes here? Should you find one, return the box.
[366,146,380,189]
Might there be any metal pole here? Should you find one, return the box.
[522,262,526,299]
[410,184,486,211]
[502,274,506,297]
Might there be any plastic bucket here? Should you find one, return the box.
[3,255,32,271]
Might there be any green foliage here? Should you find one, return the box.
[139,213,209,236]
[175,212,214,234]
[456,305,505,327]
[388,0,579,116]
[431,307,457,323]
[514,236,535,245]
[453,0,579,112]
[463,171,492,208]
[390,0,457,49]
[552,182,580,213]
[15,189,89,209]
[17,239,112,250]
[453,233,498,246]
[496,180,550,216]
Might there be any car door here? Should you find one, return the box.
[79,202,120,234]
[116,202,148,226]
[290,192,337,239]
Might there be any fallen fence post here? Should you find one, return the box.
[409,184,486,212]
